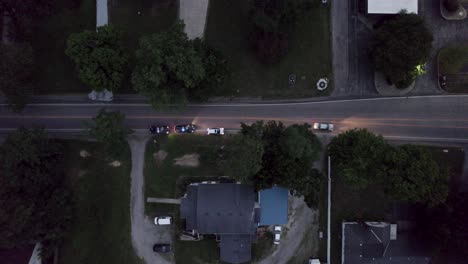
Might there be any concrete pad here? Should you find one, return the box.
[97,0,108,27]
[179,0,209,39]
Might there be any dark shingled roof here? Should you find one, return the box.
[180,183,257,234]
[180,183,259,264]
[219,235,253,264]
[343,223,431,264]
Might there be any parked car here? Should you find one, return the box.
[274,225,282,245]
[174,124,196,133]
[153,244,171,253]
[154,216,172,225]
[313,122,334,132]
[150,125,170,135]
[207,128,224,135]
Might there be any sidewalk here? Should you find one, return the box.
[179,0,210,39]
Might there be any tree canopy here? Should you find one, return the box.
[66,25,127,92]
[234,121,323,208]
[132,22,228,108]
[0,128,71,248]
[219,135,264,185]
[384,145,448,206]
[0,43,34,112]
[372,13,433,88]
[84,109,133,159]
[329,129,449,205]
[328,128,388,189]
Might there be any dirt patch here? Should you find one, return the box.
[174,154,200,167]
[109,160,122,167]
[153,150,168,164]
[80,150,91,158]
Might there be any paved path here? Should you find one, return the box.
[147,197,181,204]
[331,0,350,96]
[129,135,172,264]
[96,0,108,27]
[257,196,318,264]
[179,0,209,39]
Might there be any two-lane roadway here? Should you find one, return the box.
[1,95,468,142]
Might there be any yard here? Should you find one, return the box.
[58,140,141,264]
[204,0,332,99]
[31,0,96,94]
[438,44,468,93]
[144,134,276,263]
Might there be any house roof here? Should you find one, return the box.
[367,0,418,14]
[180,183,259,264]
[181,183,258,234]
[342,222,431,264]
[219,235,253,264]
[258,186,288,226]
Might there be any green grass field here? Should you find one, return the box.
[204,0,332,98]
[58,140,142,264]
[31,0,96,94]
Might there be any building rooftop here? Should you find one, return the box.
[258,186,289,226]
[342,222,431,264]
[367,0,418,14]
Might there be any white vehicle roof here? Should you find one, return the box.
[154,216,171,225]
[367,0,418,14]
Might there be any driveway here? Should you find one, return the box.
[179,0,209,39]
[256,196,319,264]
[129,135,172,264]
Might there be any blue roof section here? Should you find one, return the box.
[258,186,288,226]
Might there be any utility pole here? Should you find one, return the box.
[327,155,331,264]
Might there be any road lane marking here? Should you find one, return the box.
[2,94,468,107]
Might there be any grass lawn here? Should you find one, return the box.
[58,140,142,264]
[438,44,468,93]
[175,239,220,264]
[31,0,96,94]
[205,0,332,99]
[109,0,178,93]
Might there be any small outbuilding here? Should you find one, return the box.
[367,0,418,14]
[258,186,289,226]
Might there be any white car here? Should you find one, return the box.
[207,128,225,135]
[274,225,282,245]
[313,122,334,132]
[154,216,172,225]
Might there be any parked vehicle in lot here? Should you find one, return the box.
[154,216,172,225]
[153,244,171,253]
[174,124,196,133]
[207,128,224,135]
[313,122,334,132]
[274,225,282,245]
[149,125,170,135]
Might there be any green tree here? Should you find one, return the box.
[132,22,205,108]
[0,43,34,112]
[329,129,388,189]
[290,168,323,208]
[85,109,133,159]
[66,25,127,92]
[219,135,264,184]
[191,39,230,101]
[372,13,433,88]
[384,145,448,206]
[0,128,71,248]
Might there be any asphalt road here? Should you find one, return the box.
[1,95,468,142]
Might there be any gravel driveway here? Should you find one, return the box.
[256,196,319,264]
[129,135,173,264]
